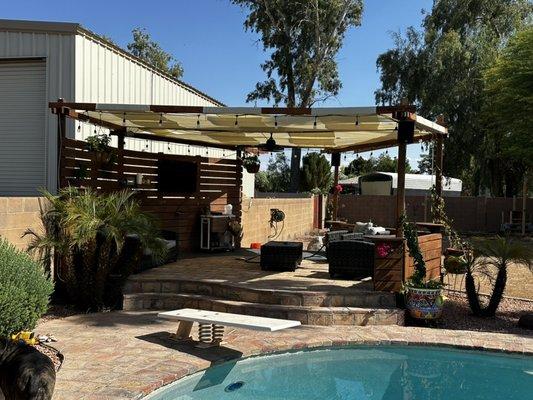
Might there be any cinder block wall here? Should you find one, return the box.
[0,197,43,250]
[241,197,315,247]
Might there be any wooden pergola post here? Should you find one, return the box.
[331,152,341,220]
[434,134,444,198]
[396,140,407,237]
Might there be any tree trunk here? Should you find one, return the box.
[289,148,301,192]
[465,268,483,316]
[484,265,507,317]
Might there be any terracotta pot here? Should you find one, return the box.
[405,286,443,320]
[245,163,260,173]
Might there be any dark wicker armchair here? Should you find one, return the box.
[326,240,375,279]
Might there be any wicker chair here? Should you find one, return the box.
[327,240,375,279]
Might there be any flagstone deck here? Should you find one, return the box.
[123,250,404,326]
[37,311,533,400]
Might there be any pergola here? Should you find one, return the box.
[50,100,448,236]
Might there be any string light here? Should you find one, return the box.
[167,142,171,151]
[223,149,226,157]
[343,153,347,161]
[158,113,163,126]
[370,152,373,157]
[234,115,238,126]
[145,140,149,149]
[197,114,200,128]
[274,115,278,129]
[313,116,317,129]
[77,122,81,132]
[187,145,191,154]
[122,112,126,126]
[93,124,97,134]
[205,147,209,156]
[355,115,359,126]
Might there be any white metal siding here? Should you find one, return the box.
[74,34,226,159]
[0,60,46,195]
[0,30,75,193]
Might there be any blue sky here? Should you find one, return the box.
[3,0,432,168]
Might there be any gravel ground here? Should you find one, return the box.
[412,293,533,335]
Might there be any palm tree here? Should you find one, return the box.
[25,188,166,310]
[463,236,532,317]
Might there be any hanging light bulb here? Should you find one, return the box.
[167,142,171,151]
[93,125,97,134]
[234,115,238,126]
[343,153,347,161]
[205,147,209,156]
[187,145,191,154]
[77,123,81,132]
[145,140,149,149]
[355,115,359,126]
[385,149,389,155]
[274,115,278,129]
[370,151,373,157]
[223,149,226,157]
[313,116,317,129]
[158,113,163,126]
[123,112,126,126]
[197,114,200,128]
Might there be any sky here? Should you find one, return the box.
[2,0,433,169]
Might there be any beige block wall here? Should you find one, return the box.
[240,197,315,247]
[0,197,44,250]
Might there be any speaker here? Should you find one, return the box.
[331,153,341,166]
[398,120,415,143]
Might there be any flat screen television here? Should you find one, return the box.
[157,158,198,194]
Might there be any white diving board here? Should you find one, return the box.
[158,308,301,332]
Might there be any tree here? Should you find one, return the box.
[344,153,412,176]
[254,152,291,192]
[300,153,332,193]
[417,152,433,174]
[463,236,532,317]
[232,0,363,191]
[127,28,184,79]
[483,27,533,169]
[375,0,532,196]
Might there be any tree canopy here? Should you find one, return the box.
[127,28,184,79]
[375,0,532,196]
[232,0,363,191]
[255,152,291,192]
[483,26,533,168]
[300,153,332,193]
[344,153,413,177]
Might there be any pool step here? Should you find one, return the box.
[122,292,404,326]
[124,278,396,308]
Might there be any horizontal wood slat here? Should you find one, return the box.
[60,137,242,252]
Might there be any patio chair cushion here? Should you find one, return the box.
[324,230,349,246]
[327,240,375,280]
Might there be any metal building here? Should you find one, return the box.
[0,19,241,196]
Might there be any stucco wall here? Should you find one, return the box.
[0,197,43,250]
[240,196,314,247]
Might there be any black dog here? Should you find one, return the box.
[0,339,55,400]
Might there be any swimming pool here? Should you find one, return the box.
[147,346,532,400]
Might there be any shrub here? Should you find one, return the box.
[0,239,53,337]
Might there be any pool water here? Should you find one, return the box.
[147,346,533,400]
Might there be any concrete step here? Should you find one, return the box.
[124,278,396,308]
[122,292,405,326]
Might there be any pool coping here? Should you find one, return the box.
[138,336,533,399]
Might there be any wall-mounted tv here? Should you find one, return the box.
[157,158,198,194]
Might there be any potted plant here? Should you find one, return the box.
[430,186,468,274]
[402,217,445,320]
[85,134,116,167]
[243,154,260,173]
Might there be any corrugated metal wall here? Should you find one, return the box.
[0,30,75,192]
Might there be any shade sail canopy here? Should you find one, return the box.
[50,102,447,152]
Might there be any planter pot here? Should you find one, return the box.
[245,163,260,173]
[444,248,467,274]
[405,286,444,320]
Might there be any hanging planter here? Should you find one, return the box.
[243,155,260,173]
[86,134,116,168]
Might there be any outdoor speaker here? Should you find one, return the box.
[398,120,415,143]
[331,152,341,166]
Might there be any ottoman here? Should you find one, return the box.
[260,241,303,272]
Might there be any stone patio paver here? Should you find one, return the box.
[37,311,533,400]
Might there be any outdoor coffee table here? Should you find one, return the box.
[260,241,303,272]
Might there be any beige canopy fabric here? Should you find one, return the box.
[51,103,447,152]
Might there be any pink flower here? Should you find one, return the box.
[377,243,392,258]
[334,184,343,193]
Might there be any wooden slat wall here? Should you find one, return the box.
[60,137,242,252]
